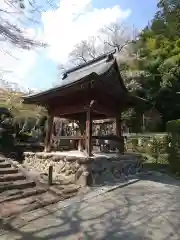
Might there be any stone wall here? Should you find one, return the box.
[23,152,143,186]
[23,152,91,186]
[90,154,143,185]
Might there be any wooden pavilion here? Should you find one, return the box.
[23,52,149,156]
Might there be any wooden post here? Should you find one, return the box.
[48,165,53,185]
[78,139,84,151]
[78,116,86,151]
[44,115,54,152]
[115,114,122,137]
[85,107,92,156]
[115,114,124,153]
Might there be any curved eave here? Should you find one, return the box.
[22,55,146,110]
[22,72,98,105]
[22,59,127,105]
[127,95,152,110]
[113,60,128,93]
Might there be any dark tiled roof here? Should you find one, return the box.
[61,55,114,88]
[23,52,116,100]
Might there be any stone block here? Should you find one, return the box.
[78,157,92,164]
[76,171,89,187]
[51,156,64,162]
[66,156,79,162]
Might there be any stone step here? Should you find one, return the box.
[0,162,11,168]
[50,184,80,196]
[0,168,18,174]
[0,187,47,203]
[24,192,60,213]
[0,173,26,182]
[0,192,59,217]
[0,180,36,192]
[0,158,6,163]
[117,156,137,161]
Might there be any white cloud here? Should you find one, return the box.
[0,0,131,89]
[0,45,37,90]
[0,1,39,90]
[41,0,131,63]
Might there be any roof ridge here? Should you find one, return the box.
[63,49,116,79]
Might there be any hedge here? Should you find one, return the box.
[166,120,180,174]
[125,133,168,163]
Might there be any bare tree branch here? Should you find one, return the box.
[0,20,46,49]
[0,0,50,88]
[68,37,103,65]
[0,8,17,14]
[63,22,137,70]
[101,22,133,53]
[27,0,42,14]
[0,0,48,50]
[3,0,40,25]
[69,41,90,65]
[0,47,19,60]
[44,0,57,9]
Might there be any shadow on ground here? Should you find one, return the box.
[0,149,180,239]
[1,173,180,240]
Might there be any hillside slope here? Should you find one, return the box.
[0,89,46,119]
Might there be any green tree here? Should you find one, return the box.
[131,0,180,129]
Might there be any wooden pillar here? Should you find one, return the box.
[44,115,54,152]
[115,114,122,137]
[78,116,86,151]
[79,116,86,135]
[115,114,124,153]
[48,165,53,185]
[85,107,92,156]
[78,138,84,151]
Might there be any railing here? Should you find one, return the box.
[52,134,125,153]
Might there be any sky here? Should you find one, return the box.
[0,0,158,91]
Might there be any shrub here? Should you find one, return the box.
[166,120,180,174]
[18,131,33,142]
[22,117,36,132]
[125,133,168,162]
[0,117,15,151]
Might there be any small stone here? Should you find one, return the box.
[78,157,92,164]
[152,171,163,177]
[76,172,89,187]
[52,156,64,162]
[75,168,83,181]
[60,178,72,185]
[66,156,79,162]
[61,167,66,173]
[65,170,73,176]
[62,185,79,194]
[51,156,61,162]
[65,164,71,171]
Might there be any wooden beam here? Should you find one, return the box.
[27,77,92,105]
[51,104,87,116]
[92,102,117,117]
[44,115,54,152]
[48,90,89,109]
[54,136,85,140]
[92,88,132,112]
[92,90,118,111]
